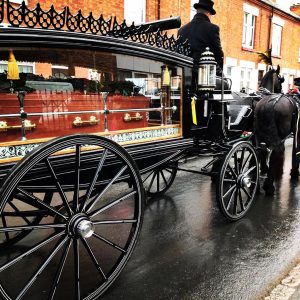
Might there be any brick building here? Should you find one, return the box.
[6,0,300,93]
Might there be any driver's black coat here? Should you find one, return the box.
[178,13,224,74]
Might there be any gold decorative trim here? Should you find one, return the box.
[0,120,36,132]
[123,112,143,122]
[0,124,180,147]
[72,116,99,127]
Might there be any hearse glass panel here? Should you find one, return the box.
[0,48,182,144]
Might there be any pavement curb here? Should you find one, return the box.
[265,261,300,300]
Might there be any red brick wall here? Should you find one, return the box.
[28,0,124,19]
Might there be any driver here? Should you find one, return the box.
[178,0,224,77]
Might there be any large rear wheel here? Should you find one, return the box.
[0,134,144,300]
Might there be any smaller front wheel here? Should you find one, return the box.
[142,161,178,197]
[217,141,259,221]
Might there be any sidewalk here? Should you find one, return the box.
[265,260,300,300]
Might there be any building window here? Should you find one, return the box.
[124,0,146,24]
[242,4,259,49]
[242,13,255,48]
[272,23,282,56]
[240,67,252,93]
[226,66,234,81]
[271,16,284,57]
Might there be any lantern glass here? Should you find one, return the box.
[209,64,216,86]
[198,65,208,86]
[198,63,216,90]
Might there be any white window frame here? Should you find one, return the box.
[242,4,259,49]
[239,60,256,93]
[190,0,196,20]
[124,0,146,25]
[10,0,28,4]
[272,23,282,56]
[271,16,284,57]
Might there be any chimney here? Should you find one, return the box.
[290,3,300,16]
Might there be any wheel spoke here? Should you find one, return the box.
[92,232,126,253]
[81,149,108,211]
[1,215,9,242]
[85,165,128,213]
[156,171,160,192]
[89,190,137,218]
[80,237,107,280]
[233,188,238,215]
[164,168,173,174]
[238,188,245,211]
[225,187,237,211]
[0,223,65,233]
[239,148,245,173]
[241,152,253,172]
[45,158,73,216]
[93,219,138,225]
[7,201,31,225]
[241,186,252,200]
[160,170,168,186]
[223,178,236,183]
[48,238,72,300]
[142,170,155,184]
[243,165,257,177]
[3,209,49,217]
[74,239,80,300]
[234,152,239,174]
[15,236,68,300]
[16,188,67,221]
[227,164,237,179]
[147,170,156,192]
[0,231,65,272]
[223,183,236,199]
[73,145,81,213]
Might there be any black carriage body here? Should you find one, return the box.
[0,2,196,179]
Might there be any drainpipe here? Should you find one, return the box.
[158,0,161,20]
[267,6,274,50]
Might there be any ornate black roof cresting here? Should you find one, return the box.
[2,0,191,55]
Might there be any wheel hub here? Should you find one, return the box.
[68,213,95,238]
[238,175,251,188]
[77,219,95,238]
[242,177,251,188]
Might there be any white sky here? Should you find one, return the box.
[276,0,297,10]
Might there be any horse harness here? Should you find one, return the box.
[266,93,300,151]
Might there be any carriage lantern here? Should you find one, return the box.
[197,47,217,91]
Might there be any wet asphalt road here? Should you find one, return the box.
[102,140,300,300]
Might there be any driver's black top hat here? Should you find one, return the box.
[193,0,216,15]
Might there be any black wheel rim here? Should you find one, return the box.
[218,142,258,221]
[142,161,177,197]
[0,134,144,300]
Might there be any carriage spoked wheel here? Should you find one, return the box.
[141,161,178,197]
[0,134,144,300]
[217,141,259,221]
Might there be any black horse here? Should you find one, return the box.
[254,66,300,195]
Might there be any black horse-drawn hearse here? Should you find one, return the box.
[0,1,259,299]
